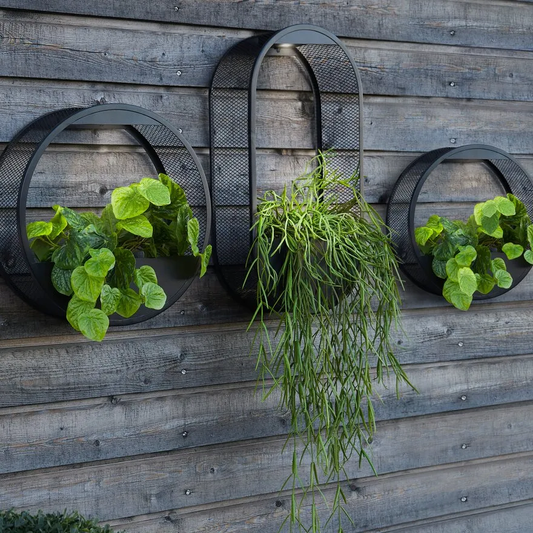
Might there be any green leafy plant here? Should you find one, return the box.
[247,153,413,532]
[27,173,211,341]
[415,193,533,311]
[0,509,122,533]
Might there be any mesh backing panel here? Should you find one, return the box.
[0,105,210,322]
[387,145,533,298]
[210,29,362,308]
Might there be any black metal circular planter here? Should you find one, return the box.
[0,103,211,325]
[209,24,363,307]
[386,144,533,299]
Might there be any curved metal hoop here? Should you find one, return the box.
[0,103,211,324]
[209,24,364,307]
[386,144,533,298]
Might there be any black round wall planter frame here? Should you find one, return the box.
[209,24,363,308]
[386,144,533,298]
[0,103,211,325]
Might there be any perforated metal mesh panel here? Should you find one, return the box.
[210,26,363,308]
[0,104,210,323]
[386,144,533,298]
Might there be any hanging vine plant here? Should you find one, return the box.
[248,153,413,531]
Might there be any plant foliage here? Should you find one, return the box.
[415,193,533,310]
[0,509,122,533]
[27,173,211,341]
[247,153,412,532]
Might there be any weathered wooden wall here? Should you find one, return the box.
[0,1,533,531]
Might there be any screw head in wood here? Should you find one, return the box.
[185,489,192,495]
[182,431,189,437]
[460,395,467,401]
[450,30,456,35]
[450,138,457,144]
[449,81,456,87]
[458,341,464,347]
[460,496,468,502]
[181,369,187,375]
[176,70,182,76]
[461,443,468,449]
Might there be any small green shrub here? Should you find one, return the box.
[0,509,122,533]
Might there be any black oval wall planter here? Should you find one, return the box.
[386,144,533,298]
[209,24,363,307]
[0,103,211,325]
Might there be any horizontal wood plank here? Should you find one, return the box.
[1,11,533,101]
[2,354,533,472]
[107,453,533,532]
[0,81,532,153]
[2,0,532,51]
[3,429,533,527]
[21,146,533,208]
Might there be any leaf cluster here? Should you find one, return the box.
[27,174,211,341]
[0,509,122,533]
[248,153,412,532]
[415,193,533,310]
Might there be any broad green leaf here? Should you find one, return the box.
[432,258,447,279]
[440,217,457,234]
[502,242,524,260]
[494,196,516,216]
[66,295,95,331]
[116,288,143,318]
[111,186,150,220]
[491,257,507,272]
[415,227,434,246]
[27,221,53,239]
[455,245,477,267]
[79,224,113,251]
[80,211,103,228]
[107,248,136,289]
[477,273,496,294]
[199,244,212,277]
[51,265,73,296]
[51,238,84,270]
[171,204,193,255]
[141,282,167,310]
[78,308,109,342]
[138,177,171,206]
[525,249,533,264]
[425,215,443,234]
[100,204,117,234]
[71,266,104,303]
[433,238,456,262]
[481,199,498,218]
[134,265,158,289]
[60,206,88,231]
[458,267,477,296]
[84,248,115,278]
[475,246,492,275]
[187,217,200,255]
[480,213,500,235]
[49,209,68,240]
[117,215,153,238]
[445,258,460,282]
[443,278,473,311]
[494,268,513,289]
[30,238,54,262]
[508,193,528,219]
[160,173,186,203]
[100,284,121,316]
[527,226,533,249]
[473,203,484,225]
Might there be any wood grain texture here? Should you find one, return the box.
[4,445,533,530]
[1,0,532,51]
[1,11,533,101]
[0,81,533,152]
[23,146,533,208]
[3,355,533,473]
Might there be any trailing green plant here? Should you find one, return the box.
[27,173,211,341]
[415,193,533,310]
[0,509,122,533]
[247,153,412,532]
